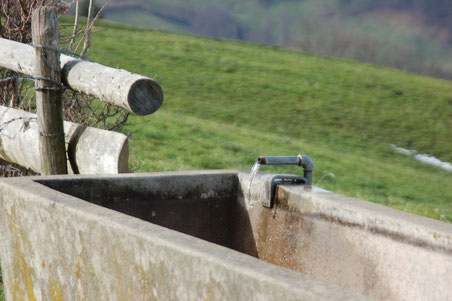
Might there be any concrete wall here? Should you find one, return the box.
[241,172,452,301]
[0,171,366,301]
[0,170,451,300]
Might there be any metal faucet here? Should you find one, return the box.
[258,154,313,185]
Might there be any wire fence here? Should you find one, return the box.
[0,43,129,177]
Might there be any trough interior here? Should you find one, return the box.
[34,173,370,277]
[35,174,264,258]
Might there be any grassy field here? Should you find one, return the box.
[63,19,452,221]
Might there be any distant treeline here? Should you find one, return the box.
[339,0,452,43]
[101,0,452,79]
[262,0,452,44]
[103,2,244,40]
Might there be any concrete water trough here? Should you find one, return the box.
[0,170,451,300]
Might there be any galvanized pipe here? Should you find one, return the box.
[257,156,300,165]
[258,154,314,185]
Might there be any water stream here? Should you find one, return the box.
[247,161,261,208]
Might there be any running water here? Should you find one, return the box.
[247,161,261,208]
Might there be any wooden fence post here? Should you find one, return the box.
[32,6,68,175]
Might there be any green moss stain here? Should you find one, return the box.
[111,249,128,301]
[49,275,63,301]
[6,206,37,301]
[0,140,12,163]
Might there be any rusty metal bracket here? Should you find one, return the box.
[260,174,306,208]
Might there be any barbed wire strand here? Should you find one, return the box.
[30,44,92,61]
[0,75,65,91]
[0,116,38,140]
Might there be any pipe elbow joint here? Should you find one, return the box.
[299,154,314,171]
[298,154,314,185]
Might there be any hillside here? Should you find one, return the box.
[95,0,452,80]
[64,19,452,222]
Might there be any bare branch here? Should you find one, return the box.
[80,0,94,56]
[69,0,79,52]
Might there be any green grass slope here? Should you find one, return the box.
[76,20,451,221]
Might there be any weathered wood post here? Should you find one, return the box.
[32,7,68,175]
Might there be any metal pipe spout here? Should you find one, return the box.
[257,154,314,185]
[257,156,300,166]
